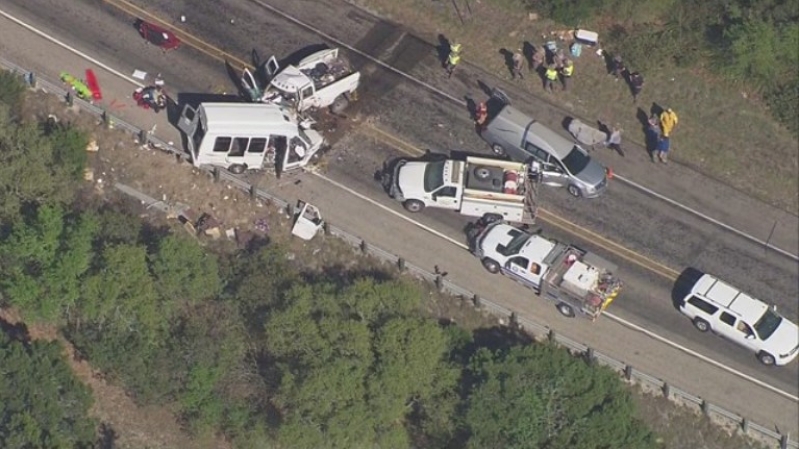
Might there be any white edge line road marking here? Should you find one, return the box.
[605,312,799,402]
[250,0,799,263]
[0,9,145,89]
[4,6,797,402]
[615,174,799,262]
[307,170,469,250]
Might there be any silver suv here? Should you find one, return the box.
[479,93,609,198]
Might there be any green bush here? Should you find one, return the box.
[41,121,89,181]
[0,70,26,114]
[766,79,799,136]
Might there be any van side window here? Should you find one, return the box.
[687,296,718,315]
[248,138,267,153]
[719,312,736,326]
[524,143,549,163]
[213,137,232,153]
[230,137,249,157]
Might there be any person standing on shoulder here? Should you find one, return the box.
[544,64,558,93]
[660,107,679,137]
[629,71,644,102]
[512,50,524,80]
[604,126,624,157]
[560,60,574,91]
[446,43,462,78]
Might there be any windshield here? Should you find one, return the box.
[754,308,783,340]
[423,161,446,192]
[561,146,591,174]
[497,230,531,257]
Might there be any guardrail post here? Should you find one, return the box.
[508,312,518,328]
[360,240,368,254]
[212,167,221,183]
[322,222,331,236]
[24,72,36,88]
[101,111,111,129]
[701,399,710,416]
[585,347,595,365]
[547,329,556,343]
[397,257,405,271]
[139,129,149,146]
[435,275,444,292]
[624,364,633,381]
[662,382,671,399]
[780,434,788,449]
[249,184,257,200]
[471,294,481,308]
[65,91,73,106]
[740,417,749,435]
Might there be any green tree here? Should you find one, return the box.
[0,70,26,115]
[264,278,460,448]
[41,121,89,181]
[0,105,82,222]
[464,344,653,449]
[0,332,96,448]
[0,205,97,322]
[149,234,222,302]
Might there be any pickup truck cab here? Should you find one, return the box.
[241,48,360,114]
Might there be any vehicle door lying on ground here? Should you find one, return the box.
[470,217,622,320]
[387,155,541,224]
[241,47,360,114]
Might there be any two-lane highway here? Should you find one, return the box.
[1,0,797,436]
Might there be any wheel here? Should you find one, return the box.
[228,164,247,175]
[481,258,500,274]
[567,184,582,197]
[330,95,350,114]
[403,200,424,213]
[757,352,776,366]
[557,303,576,318]
[473,166,491,180]
[491,144,506,156]
[692,317,710,332]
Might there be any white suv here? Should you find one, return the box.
[677,271,799,366]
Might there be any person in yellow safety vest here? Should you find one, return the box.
[560,60,574,91]
[660,108,679,137]
[544,64,559,93]
[446,43,462,78]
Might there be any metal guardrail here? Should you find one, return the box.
[2,57,795,449]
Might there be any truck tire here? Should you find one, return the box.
[567,184,582,197]
[692,317,710,332]
[491,144,506,156]
[403,200,424,213]
[473,166,492,180]
[228,164,247,175]
[330,95,350,114]
[481,258,500,274]
[557,303,576,318]
[757,351,776,366]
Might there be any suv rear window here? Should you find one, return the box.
[687,296,718,315]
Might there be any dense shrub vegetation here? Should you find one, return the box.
[530,0,799,135]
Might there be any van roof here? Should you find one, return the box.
[496,105,576,159]
[200,103,295,130]
[693,274,768,320]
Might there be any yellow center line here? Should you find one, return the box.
[99,1,681,280]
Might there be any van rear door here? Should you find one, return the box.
[241,68,262,102]
[178,104,200,159]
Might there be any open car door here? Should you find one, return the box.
[291,201,324,240]
[241,68,262,102]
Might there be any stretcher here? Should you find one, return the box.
[568,119,606,150]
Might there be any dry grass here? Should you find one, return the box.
[344,0,799,214]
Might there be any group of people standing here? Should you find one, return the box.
[443,40,680,164]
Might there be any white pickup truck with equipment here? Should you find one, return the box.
[241,47,360,114]
[470,217,622,320]
[387,156,541,224]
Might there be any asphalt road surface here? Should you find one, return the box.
[1,0,797,436]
